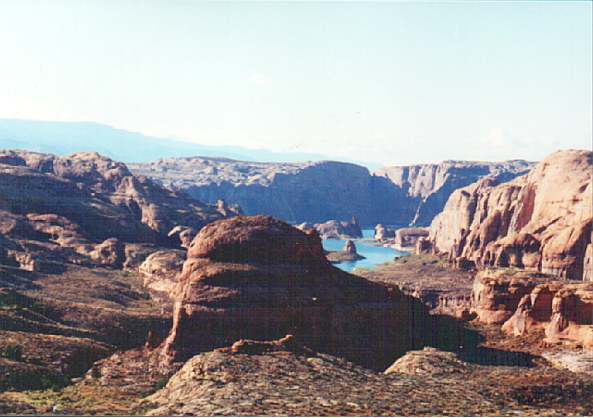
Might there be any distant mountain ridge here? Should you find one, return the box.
[0,119,335,164]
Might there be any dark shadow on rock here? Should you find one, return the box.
[457,346,536,367]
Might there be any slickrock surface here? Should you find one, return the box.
[384,347,469,376]
[429,149,592,281]
[131,157,530,226]
[543,350,593,374]
[0,264,171,390]
[141,337,593,417]
[159,216,479,370]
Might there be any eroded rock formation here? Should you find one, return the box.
[394,227,429,250]
[429,150,592,281]
[159,216,476,370]
[472,271,593,348]
[0,150,225,271]
[374,224,396,241]
[325,239,365,264]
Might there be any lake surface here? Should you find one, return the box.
[322,229,408,273]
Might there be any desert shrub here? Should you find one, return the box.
[0,344,23,361]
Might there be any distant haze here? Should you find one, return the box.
[0,119,338,165]
[0,1,591,165]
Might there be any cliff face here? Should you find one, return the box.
[376,160,532,225]
[131,158,530,227]
[430,150,592,281]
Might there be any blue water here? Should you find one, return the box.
[323,229,408,273]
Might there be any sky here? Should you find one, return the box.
[0,1,591,165]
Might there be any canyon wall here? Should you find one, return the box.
[376,160,532,225]
[131,158,531,227]
[429,149,592,281]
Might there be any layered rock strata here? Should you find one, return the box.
[429,150,592,281]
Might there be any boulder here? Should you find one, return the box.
[139,250,186,297]
[88,238,125,268]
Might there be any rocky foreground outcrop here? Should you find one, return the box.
[138,334,593,417]
[131,157,531,227]
[429,150,592,281]
[472,271,593,348]
[158,216,477,370]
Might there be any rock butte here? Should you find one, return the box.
[158,215,478,370]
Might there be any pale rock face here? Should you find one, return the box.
[429,150,593,281]
[376,160,532,225]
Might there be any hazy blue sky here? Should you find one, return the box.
[0,1,591,165]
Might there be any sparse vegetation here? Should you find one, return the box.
[0,344,23,361]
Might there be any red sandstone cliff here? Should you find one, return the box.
[429,150,592,281]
